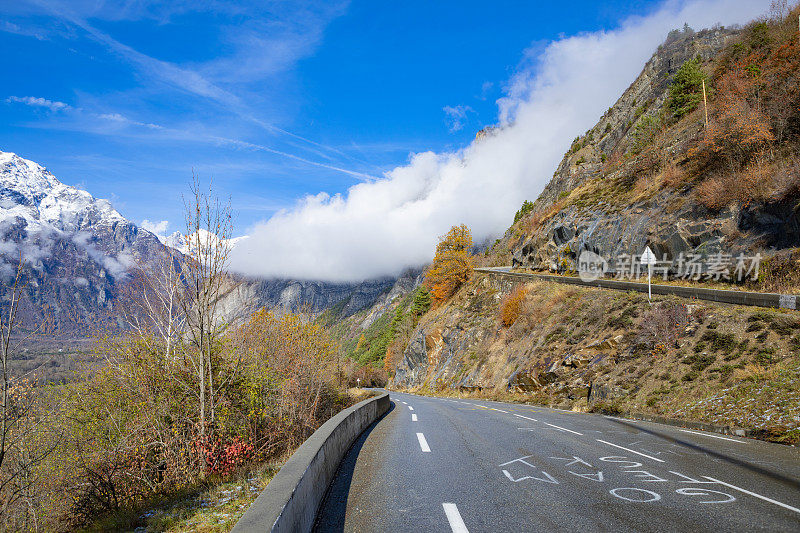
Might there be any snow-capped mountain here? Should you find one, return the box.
[0,151,126,234]
[159,228,247,256]
[0,149,403,337]
[0,149,167,332]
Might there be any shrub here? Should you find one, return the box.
[789,336,800,352]
[667,57,707,118]
[684,352,717,371]
[499,285,530,328]
[632,114,663,153]
[700,330,738,352]
[637,302,689,348]
[36,310,347,529]
[759,250,800,293]
[753,346,778,365]
[410,286,432,318]
[770,316,800,336]
[589,400,623,415]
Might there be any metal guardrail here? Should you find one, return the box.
[475,267,798,310]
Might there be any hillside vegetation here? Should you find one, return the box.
[0,183,362,532]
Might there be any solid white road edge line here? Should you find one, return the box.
[703,477,800,514]
[417,432,431,452]
[412,414,418,422]
[678,429,746,443]
[596,439,665,462]
[442,503,469,533]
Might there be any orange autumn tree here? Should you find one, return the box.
[425,224,474,304]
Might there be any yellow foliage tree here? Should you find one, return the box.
[425,224,474,304]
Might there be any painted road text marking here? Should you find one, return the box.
[703,477,800,514]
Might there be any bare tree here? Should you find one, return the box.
[124,250,186,362]
[180,175,235,447]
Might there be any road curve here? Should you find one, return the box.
[315,390,800,532]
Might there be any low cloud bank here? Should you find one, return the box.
[230,0,768,283]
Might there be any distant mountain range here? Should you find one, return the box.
[0,149,395,336]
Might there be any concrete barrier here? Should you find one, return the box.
[476,267,798,310]
[232,392,390,533]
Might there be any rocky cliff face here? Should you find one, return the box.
[219,276,398,321]
[508,24,800,274]
[533,27,738,211]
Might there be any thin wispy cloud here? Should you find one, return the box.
[7,99,379,182]
[230,0,771,282]
[443,105,475,133]
[6,95,70,111]
[3,0,370,180]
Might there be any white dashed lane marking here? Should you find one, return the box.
[412,414,418,422]
[597,439,665,463]
[442,503,469,533]
[417,432,431,452]
[542,422,583,436]
[703,477,800,514]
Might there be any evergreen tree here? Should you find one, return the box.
[667,57,707,119]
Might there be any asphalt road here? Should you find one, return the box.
[315,390,800,532]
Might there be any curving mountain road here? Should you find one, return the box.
[315,390,800,532]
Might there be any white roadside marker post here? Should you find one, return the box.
[640,246,657,303]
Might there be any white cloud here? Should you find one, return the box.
[233,0,770,283]
[141,219,170,240]
[72,231,132,277]
[443,105,474,132]
[7,95,71,111]
[97,113,163,129]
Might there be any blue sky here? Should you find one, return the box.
[2,0,769,280]
[2,0,665,233]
